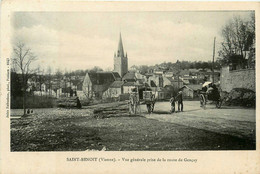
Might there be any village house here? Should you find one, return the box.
[182,84,201,99]
[164,71,175,77]
[122,72,136,82]
[148,74,163,88]
[162,76,184,89]
[122,81,144,94]
[122,71,147,83]
[82,71,120,99]
[71,76,85,100]
[102,81,124,99]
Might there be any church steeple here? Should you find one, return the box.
[114,32,128,77]
[117,32,124,57]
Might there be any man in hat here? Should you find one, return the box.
[176,89,184,112]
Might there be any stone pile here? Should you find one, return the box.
[224,88,255,107]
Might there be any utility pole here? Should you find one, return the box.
[212,37,216,84]
[176,60,180,90]
[177,72,180,89]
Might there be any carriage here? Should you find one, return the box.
[199,82,222,109]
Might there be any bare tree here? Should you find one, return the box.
[218,14,255,69]
[13,42,37,116]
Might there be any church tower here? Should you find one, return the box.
[114,33,128,77]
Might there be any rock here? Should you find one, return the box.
[57,97,82,109]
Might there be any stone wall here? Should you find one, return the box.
[220,66,255,92]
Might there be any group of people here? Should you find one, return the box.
[202,83,220,101]
[169,89,183,113]
[130,82,220,114]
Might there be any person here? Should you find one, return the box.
[176,90,183,112]
[129,92,138,115]
[202,85,208,93]
[150,94,155,113]
[206,84,214,101]
[210,84,220,101]
[146,92,154,114]
[169,95,176,113]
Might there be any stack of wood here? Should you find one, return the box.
[57,97,82,109]
[93,104,129,119]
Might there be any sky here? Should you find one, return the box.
[12,11,253,72]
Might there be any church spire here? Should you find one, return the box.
[117,32,124,57]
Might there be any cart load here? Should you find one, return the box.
[143,91,155,113]
[143,91,154,102]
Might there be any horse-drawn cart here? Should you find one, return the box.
[199,82,222,109]
[143,91,155,114]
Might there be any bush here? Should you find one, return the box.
[11,95,56,109]
[80,99,92,106]
[224,88,255,107]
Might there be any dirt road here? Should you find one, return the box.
[10,101,255,151]
[141,101,256,141]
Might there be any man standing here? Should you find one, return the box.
[176,90,183,112]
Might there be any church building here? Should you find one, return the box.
[82,33,128,99]
[114,33,128,77]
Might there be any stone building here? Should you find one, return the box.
[103,81,124,99]
[82,72,120,99]
[114,33,128,77]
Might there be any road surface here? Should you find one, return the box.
[140,101,255,141]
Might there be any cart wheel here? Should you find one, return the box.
[216,99,222,108]
[147,104,151,114]
[200,94,206,109]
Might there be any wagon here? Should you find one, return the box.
[199,82,222,109]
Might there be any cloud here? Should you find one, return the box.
[13,24,117,70]
[12,11,253,71]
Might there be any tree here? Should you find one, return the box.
[12,42,37,116]
[89,66,103,73]
[36,66,45,97]
[138,65,150,74]
[54,69,63,98]
[218,14,255,69]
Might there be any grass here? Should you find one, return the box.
[11,95,56,109]
[11,105,255,151]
